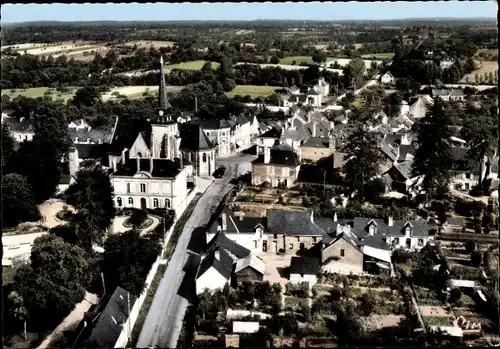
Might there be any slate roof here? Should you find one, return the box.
[3,117,35,133]
[432,89,464,97]
[234,255,266,275]
[360,235,392,250]
[69,128,113,144]
[258,127,281,139]
[252,147,300,166]
[307,89,321,96]
[289,256,320,275]
[197,247,235,280]
[112,158,181,178]
[76,143,109,160]
[352,217,429,238]
[179,123,215,151]
[205,231,251,261]
[109,118,150,154]
[195,118,233,130]
[266,210,326,236]
[208,207,265,235]
[301,137,330,149]
[393,161,413,180]
[85,286,137,348]
[450,147,480,173]
[289,94,308,103]
[326,226,363,253]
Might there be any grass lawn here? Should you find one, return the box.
[2,87,77,101]
[279,56,315,65]
[225,85,279,99]
[165,60,219,70]
[423,316,454,327]
[3,266,16,285]
[361,52,394,59]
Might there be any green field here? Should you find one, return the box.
[165,60,220,71]
[361,52,394,59]
[279,56,315,65]
[2,87,78,101]
[226,85,279,99]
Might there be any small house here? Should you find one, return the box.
[289,256,320,285]
[380,72,395,85]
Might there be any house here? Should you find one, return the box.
[228,114,259,150]
[2,116,35,142]
[232,321,260,334]
[265,210,328,254]
[300,136,336,163]
[289,256,320,285]
[68,119,91,130]
[432,89,465,102]
[251,144,301,188]
[195,119,233,157]
[283,88,323,108]
[314,78,330,98]
[68,117,117,145]
[280,119,334,151]
[233,255,266,284]
[380,72,395,85]
[79,286,138,348]
[440,60,455,70]
[206,208,266,252]
[178,123,216,177]
[68,144,110,176]
[449,147,486,191]
[196,231,252,294]
[353,216,431,251]
[256,126,281,154]
[381,160,422,197]
[109,150,190,217]
[321,223,365,275]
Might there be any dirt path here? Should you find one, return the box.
[37,292,99,349]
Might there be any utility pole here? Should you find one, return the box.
[195,95,198,113]
[101,272,106,295]
[127,292,131,343]
[323,169,326,196]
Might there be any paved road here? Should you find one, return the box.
[137,152,254,348]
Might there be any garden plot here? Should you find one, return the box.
[165,60,219,71]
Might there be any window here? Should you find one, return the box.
[126,183,131,193]
[282,168,290,177]
[466,173,472,179]
[273,234,278,239]
[340,249,345,257]
[117,197,122,207]
[137,152,142,158]
[312,237,317,243]
[202,153,207,163]
[394,238,400,244]
[288,244,294,250]
[206,132,210,137]
[253,240,258,248]
[418,239,424,246]
[128,197,134,205]
[267,166,275,175]
[153,198,159,208]
[405,228,411,236]
[165,198,171,208]
[222,132,225,136]
[140,183,146,193]
[297,237,300,241]
[369,225,376,235]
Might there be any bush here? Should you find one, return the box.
[470,251,482,267]
[465,240,476,253]
[359,292,378,316]
[128,209,148,228]
[449,288,462,304]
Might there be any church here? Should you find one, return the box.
[108,56,214,215]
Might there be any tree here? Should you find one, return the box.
[101,230,161,296]
[342,125,382,200]
[7,291,29,340]
[1,124,17,174]
[269,55,280,64]
[72,86,101,107]
[347,57,366,87]
[449,288,462,304]
[411,98,453,201]
[312,52,327,64]
[465,240,476,254]
[471,250,482,267]
[461,110,498,186]
[359,291,377,316]
[13,235,91,329]
[128,209,148,228]
[65,166,116,250]
[2,173,41,227]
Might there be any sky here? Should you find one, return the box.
[1,2,497,23]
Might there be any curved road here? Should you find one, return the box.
[137,178,235,348]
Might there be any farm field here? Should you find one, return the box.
[101,85,184,101]
[460,61,498,84]
[279,56,315,65]
[121,40,176,49]
[326,57,383,69]
[226,85,279,99]
[474,48,498,61]
[165,60,220,71]
[235,62,343,75]
[361,52,394,59]
[50,46,107,58]
[1,42,48,51]
[278,56,382,68]
[23,42,100,56]
[2,87,78,101]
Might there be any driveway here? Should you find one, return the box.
[137,179,234,348]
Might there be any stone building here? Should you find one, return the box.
[179,123,216,177]
[251,144,301,188]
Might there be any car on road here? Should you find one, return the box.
[213,166,226,178]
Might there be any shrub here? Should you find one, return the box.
[128,209,148,228]
[465,240,476,253]
[470,251,482,267]
[449,288,462,304]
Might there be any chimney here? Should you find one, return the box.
[333,212,338,222]
[239,213,244,221]
[388,216,394,227]
[264,147,271,164]
[329,136,335,149]
[121,148,129,165]
[136,157,141,173]
[401,133,410,145]
[310,211,314,223]
[312,123,316,137]
[112,158,117,172]
[222,213,227,231]
[68,146,79,178]
[215,250,220,261]
[329,121,334,130]
[150,155,154,173]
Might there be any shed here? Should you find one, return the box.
[289,256,320,285]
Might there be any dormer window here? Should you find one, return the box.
[405,227,411,237]
[369,225,376,235]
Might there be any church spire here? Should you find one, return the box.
[158,55,171,112]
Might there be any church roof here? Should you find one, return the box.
[179,123,215,151]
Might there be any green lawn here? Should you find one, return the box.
[2,87,77,101]
[165,60,219,70]
[225,85,279,99]
[423,316,454,327]
[279,56,315,65]
[361,52,394,59]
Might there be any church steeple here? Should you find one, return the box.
[157,55,171,114]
